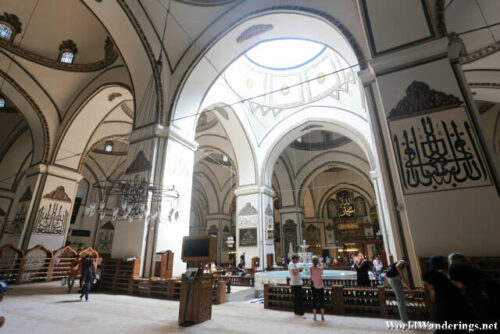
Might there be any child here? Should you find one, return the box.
[0,280,11,328]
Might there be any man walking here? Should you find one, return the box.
[385,257,412,323]
[288,255,305,318]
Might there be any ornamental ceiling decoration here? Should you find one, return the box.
[239,202,257,216]
[388,81,461,120]
[0,12,22,33]
[19,186,32,202]
[0,36,118,72]
[237,24,274,43]
[125,151,152,175]
[224,45,357,118]
[43,186,72,203]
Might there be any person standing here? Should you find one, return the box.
[289,255,305,318]
[385,257,411,323]
[80,264,95,302]
[373,255,383,285]
[355,253,372,287]
[240,252,246,267]
[310,257,325,321]
[67,257,81,293]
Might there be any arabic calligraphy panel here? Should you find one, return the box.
[390,107,490,194]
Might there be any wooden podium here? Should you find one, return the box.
[178,273,213,326]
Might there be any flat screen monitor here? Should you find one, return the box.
[181,235,216,262]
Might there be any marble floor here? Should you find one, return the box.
[2,281,425,333]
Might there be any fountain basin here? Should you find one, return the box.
[254,269,359,291]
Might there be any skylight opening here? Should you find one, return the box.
[245,39,326,71]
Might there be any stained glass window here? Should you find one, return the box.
[0,24,13,41]
[60,51,74,64]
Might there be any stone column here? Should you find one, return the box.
[360,37,500,285]
[234,185,275,270]
[155,127,197,277]
[279,206,304,261]
[110,124,167,277]
[205,213,231,265]
[15,164,83,251]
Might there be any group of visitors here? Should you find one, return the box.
[66,255,97,302]
[288,255,325,321]
[288,251,499,328]
[422,253,499,329]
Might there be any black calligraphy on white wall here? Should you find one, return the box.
[33,203,69,235]
[390,107,490,194]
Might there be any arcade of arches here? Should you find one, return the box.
[0,0,499,332]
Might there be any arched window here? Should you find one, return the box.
[58,40,78,64]
[0,24,13,41]
[60,51,74,64]
[0,97,5,108]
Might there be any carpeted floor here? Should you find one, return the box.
[1,281,424,333]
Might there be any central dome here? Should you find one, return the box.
[245,39,326,70]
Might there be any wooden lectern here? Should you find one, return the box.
[178,235,217,327]
[178,272,213,325]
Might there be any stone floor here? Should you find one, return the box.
[2,281,425,333]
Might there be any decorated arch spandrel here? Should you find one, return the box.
[51,245,78,280]
[78,247,99,261]
[20,245,54,283]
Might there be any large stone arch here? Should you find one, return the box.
[260,109,375,188]
[52,85,133,172]
[169,9,366,136]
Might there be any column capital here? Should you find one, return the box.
[368,37,449,76]
[25,164,83,182]
[168,127,198,152]
[206,214,231,221]
[278,206,304,214]
[234,185,274,197]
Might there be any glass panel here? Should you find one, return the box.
[0,98,5,108]
[0,24,13,41]
[60,51,74,64]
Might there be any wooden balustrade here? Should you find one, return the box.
[213,275,254,287]
[286,277,378,287]
[0,244,99,284]
[264,284,429,320]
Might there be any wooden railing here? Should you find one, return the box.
[286,277,378,287]
[0,244,99,284]
[264,284,429,320]
[213,275,255,287]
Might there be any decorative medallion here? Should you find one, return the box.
[125,150,152,175]
[19,186,32,202]
[388,81,461,120]
[0,13,22,33]
[43,186,72,203]
[238,202,257,216]
[108,92,122,101]
[237,24,274,43]
[317,73,326,84]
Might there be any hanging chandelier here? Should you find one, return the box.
[85,174,179,223]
